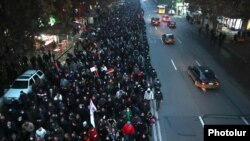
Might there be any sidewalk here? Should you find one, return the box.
[223,36,250,64]
[198,23,250,64]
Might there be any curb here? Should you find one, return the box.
[56,44,74,60]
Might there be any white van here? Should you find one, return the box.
[3,70,45,104]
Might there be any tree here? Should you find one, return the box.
[53,0,72,26]
[185,0,250,30]
[0,0,40,54]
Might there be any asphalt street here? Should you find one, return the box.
[141,0,250,141]
[1,1,249,140]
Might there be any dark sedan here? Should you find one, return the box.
[151,17,160,26]
[168,21,176,28]
[187,66,220,90]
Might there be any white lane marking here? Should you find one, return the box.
[155,26,157,30]
[152,89,163,141]
[241,116,249,125]
[171,59,177,70]
[155,109,163,141]
[150,101,157,141]
[195,60,201,66]
[198,116,205,127]
[177,38,182,44]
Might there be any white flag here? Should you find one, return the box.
[89,99,97,127]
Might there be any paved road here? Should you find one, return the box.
[141,0,250,141]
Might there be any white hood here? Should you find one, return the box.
[4,88,28,100]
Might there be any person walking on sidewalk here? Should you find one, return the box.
[205,24,209,34]
[218,32,225,48]
[198,26,202,35]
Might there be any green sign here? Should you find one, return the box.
[48,16,56,26]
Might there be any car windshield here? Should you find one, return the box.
[170,21,175,24]
[167,35,174,39]
[12,80,28,89]
[204,71,216,79]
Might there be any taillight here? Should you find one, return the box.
[201,82,206,85]
[215,82,220,86]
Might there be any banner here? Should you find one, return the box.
[89,99,97,127]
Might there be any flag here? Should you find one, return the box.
[90,66,99,77]
[126,108,131,121]
[106,68,114,74]
[89,99,97,127]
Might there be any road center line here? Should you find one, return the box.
[177,38,182,44]
[198,116,205,127]
[195,60,201,66]
[241,116,249,125]
[155,26,157,30]
[171,59,177,70]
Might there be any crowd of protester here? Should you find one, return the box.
[0,0,163,141]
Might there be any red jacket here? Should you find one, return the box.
[122,123,135,135]
[89,128,99,141]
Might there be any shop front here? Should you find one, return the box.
[218,16,243,31]
[34,34,69,55]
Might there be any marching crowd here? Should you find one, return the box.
[0,0,163,141]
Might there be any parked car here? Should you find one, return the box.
[168,21,176,28]
[162,15,171,23]
[168,9,175,15]
[162,33,175,44]
[151,17,160,26]
[3,69,45,104]
[187,66,220,90]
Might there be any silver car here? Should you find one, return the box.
[3,70,45,103]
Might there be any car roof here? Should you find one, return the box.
[22,70,38,75]
[164,33,174,36]
[16,70,42,80]
[196,66,213,73]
